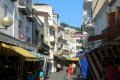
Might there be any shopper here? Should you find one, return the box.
[67,64,73,80]
[39,66,45,80]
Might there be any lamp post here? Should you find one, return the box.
[0,17,13,29]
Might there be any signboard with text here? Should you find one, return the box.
[71,34,88,38]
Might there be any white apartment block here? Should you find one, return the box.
[63,27,82,58]
[33,3,59,72]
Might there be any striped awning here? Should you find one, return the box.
[85,42,120,80]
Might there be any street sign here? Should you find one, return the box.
[71,34,88,38]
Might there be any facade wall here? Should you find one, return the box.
[32,16,44,46]
[0,0,19,37]
[63,27,82,57]
[0,0,33,43]
[19,11,27,41]
[92,0,120,47]
[92,0,106,19]
[33,4,53,26]
[92,0,107,47]
[94,5,108,35]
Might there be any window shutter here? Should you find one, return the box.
[107,12,115,31]
[115,6,120,28]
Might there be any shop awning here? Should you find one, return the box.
[1,43,39,61]
[31,51,52,60]
[67,57,79,61]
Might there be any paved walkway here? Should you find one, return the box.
[46,67,77,80]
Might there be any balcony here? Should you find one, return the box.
[49,24,58,30]
[37,41,50,53]
[18,0,31,15]
[26,15,35,22]
[83,0,92,10]
[35,11,50,17]
[53,24,58,31]
[41,42,50,51]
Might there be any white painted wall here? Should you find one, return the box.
[93,0,120,47]
[33,4,53,26]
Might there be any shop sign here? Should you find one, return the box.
[71,34,88,38]
[0,32,37,51]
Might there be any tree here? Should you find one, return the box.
[60,22,70,27]
[60,22,81,32]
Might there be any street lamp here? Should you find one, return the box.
[0,17,13,29]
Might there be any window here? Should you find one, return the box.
[76,46,81,50]
[19,20,22,32]
[76,39,83,44]
[26,0,29,3]
[4,5,8,17]
[26,36,31,42]
[26,26,29,33]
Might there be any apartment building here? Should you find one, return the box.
[33,3,59,72]
[81,0,93,49]
[89,0,120,47]
[63,27,82,59]
[0,0,42,80]
[58,26,69,58]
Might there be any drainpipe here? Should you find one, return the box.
[12,8,15,37]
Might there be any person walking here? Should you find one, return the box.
[67,64,73,80]
[39,66,45,80]
[72,63,76,74]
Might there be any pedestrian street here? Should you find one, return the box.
[46,67,78,80]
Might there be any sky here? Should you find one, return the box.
[33,0,84,28]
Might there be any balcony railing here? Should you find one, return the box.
[37,41,50,52]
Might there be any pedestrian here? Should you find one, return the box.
[39,66,45,80]
[57,63,61,72]
[72,63,76,74]
[67,64,73,80]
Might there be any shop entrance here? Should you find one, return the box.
[0,55,19,80]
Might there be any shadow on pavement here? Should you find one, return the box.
[44,76,50,80]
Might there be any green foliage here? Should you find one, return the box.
[60,22,81,32]
[60,22,70,27]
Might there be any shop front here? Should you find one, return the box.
[0,42,39,80]
[31,51,52,76]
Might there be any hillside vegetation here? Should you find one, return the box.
[60,22,81,32]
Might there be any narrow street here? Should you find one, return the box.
[1,0,120,80]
